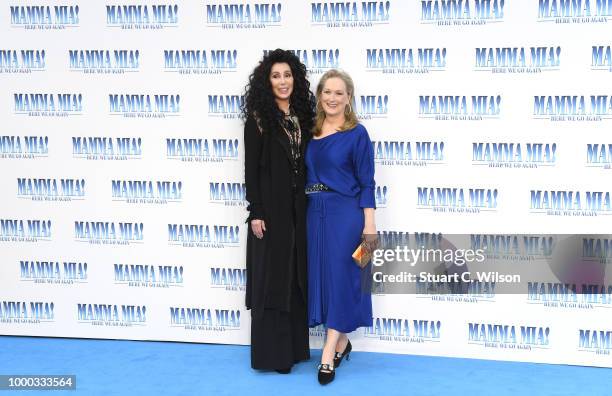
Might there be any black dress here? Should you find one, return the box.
[244,114,310,370]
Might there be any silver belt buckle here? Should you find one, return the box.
[306,183,329,194]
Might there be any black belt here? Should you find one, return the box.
[305,183,331,194]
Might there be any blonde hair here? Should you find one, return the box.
[314,69,358,136]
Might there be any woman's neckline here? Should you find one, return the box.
[312,131,340,140]
[312,124,359,140]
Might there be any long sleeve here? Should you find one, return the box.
[244,116,264,220]
[352,127,376,208]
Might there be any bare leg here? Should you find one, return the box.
[335,332,348,353]
[321,328,341,367]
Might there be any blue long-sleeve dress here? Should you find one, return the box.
[305,123,375,333]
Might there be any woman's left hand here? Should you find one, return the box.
[362,208,376,236]
[362,224,376,236]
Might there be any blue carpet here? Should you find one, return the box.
[0,336,609,395]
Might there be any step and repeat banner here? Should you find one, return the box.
[1,1,612,368]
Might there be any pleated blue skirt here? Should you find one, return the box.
[307,191,373,333]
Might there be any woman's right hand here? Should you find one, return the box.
[251,219,266,239]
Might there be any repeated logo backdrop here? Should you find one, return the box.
[1,1,612,368]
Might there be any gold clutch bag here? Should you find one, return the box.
[352,236,377,269]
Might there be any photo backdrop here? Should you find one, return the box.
[1,1,612,368]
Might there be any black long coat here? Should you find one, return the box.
[244,115,309,313]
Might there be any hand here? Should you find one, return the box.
[362,208,376,238]
[362,223,378,250]
[251,219,266,239]
[362,223,376,236]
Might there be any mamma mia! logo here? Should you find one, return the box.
[471,235,554,259]
[14,93,82,117]
[164,50,238,75]
[373,140,445,167]
[416,279,497,303]
[106,4,178,29]
[72,137,142,161]
[166,138,239,163]
[211,267,247,291]
[377,231,442,249]
[20,260,87,285]
[587,143,612,169]
[537,0,612,24]
[111,180,183,204]
[69,50,140,74]
[114,264,183,288]
[17,178,85,202]
[468,322,550,350]
[0,301,55,324]
[405,231,497,302]
[206,3,282,29]
[525,284,579,310]
[168,224,240,248]
[208,95,243,119]
[353,94,389,119]
[365,48,447,74]
[264,49,339,74]
[364,318,441,343]
[0,136,48,159]
[169,307,241,331]
[311,1,390,27]
[579,329,612,355]
[10,5,79,29]
[582,237,612,264]
[74,221,144,245]
[419,95,501,120]
[210,182,246,206]
[474,46,561,73]
[77,304,146,326]
[472,142,557,168]
[310,324,326,337]
[417,187,499,213]
[109,94,180,118]
[592,45,612,71]
[0,219,51,242]
[421,0,505,26]
[533,95,612,121]
[529,190,612,216]
[527,280,612,309]
[0,50,46,73]
[376,185,389,208]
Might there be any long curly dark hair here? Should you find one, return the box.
[242,49,315,136]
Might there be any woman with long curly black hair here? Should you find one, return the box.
[242,49,315,373]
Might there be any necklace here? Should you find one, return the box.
[280,114,302,179]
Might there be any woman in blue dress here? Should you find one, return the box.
[306,69,376,385]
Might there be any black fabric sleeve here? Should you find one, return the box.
[244,116,264,222]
